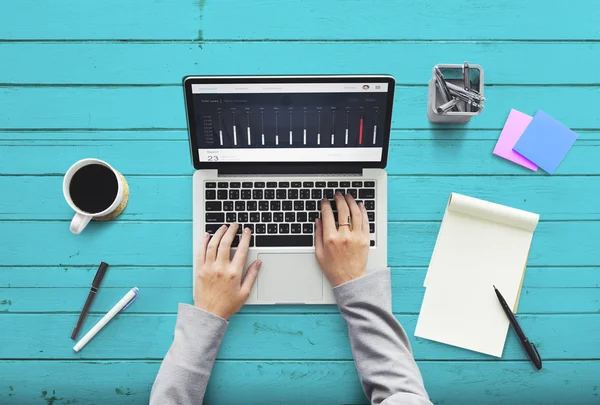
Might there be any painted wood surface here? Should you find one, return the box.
[3,266,597,289]
[1,0,599,40]
[1,282,598,315]
[3,175,600,220]
[2,221,600,267]
[2,43,600,85]
[3,86,600,129]
[0,313,599,360]
[1,0,599,403]
[2,360,598,405]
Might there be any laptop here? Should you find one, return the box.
[183,75,395,304]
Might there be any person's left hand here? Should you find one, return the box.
[194,224,261,319]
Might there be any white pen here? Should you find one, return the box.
[73,287,139,352]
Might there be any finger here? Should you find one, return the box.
[345,193,362,232]
[320,199,337,236]
[196,232,210,265]
[359,202,370,236]
[217,223,239,263]
[314,218,324,257]
[241,259,262,295]
[206,225,228,263]
[232,226,252,269]
[334,191,350,230]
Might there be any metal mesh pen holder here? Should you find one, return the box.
[427,63,484,123]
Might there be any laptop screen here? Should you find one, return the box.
[184,76,394,168]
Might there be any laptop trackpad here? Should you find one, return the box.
[257,253,323,303]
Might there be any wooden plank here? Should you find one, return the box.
[1,360,598,404]
[198,0,600,41]
[0,313,597,361]
[3,43,600,85]
[386,140,597,175]
[3,266,598,289]
[2,175,600,221]
[1,283,597,315]
[1,86,599,130]
[0,129,189,141]
[1,0,599,40]
[0,0,200,40]
[1,266,597,314]
[0,221,599,268]
[1,139,598,175]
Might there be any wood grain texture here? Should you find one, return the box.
[2,175,600,220]
[3,266,597,289]
[1,360,598,405]
[2,43,600,85]
[1,0,600,40]
[1,221,600,267]
[0,0,200,40]
[1,284,598,315]
[2,87,600,130]
[0,313,598,360]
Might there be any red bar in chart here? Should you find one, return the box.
[359,115,363,145]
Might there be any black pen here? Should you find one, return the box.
[71,262,109,340]
[494,285,542,370]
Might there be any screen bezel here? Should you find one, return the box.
[183,75,395,171]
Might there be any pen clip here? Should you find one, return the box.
[121,287,139,312]
[529,341,542,367]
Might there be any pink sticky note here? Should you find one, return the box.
[493,109,538,171]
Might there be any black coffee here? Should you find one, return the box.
[69,164,118,214]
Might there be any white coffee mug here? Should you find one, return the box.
[63,158,125,234]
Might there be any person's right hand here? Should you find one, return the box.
[314,191,370,287]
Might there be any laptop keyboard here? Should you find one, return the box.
[204,179,376,248]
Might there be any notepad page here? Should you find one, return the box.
[415,193,539,357]
[416,278,511,357]
[424,193,538,288]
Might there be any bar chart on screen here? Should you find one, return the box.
[201,106,382,149]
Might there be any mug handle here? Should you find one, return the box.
[70,213,92,234]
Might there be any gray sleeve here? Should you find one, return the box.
[150,303,228,405]
[333,269,432,405]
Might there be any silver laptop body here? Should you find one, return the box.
[184,75,395,304]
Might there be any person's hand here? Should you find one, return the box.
[194,224,261,319]
[314,191,370,287]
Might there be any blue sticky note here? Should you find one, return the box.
[513,110,578,174]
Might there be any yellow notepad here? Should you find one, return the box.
[415,193,539,357]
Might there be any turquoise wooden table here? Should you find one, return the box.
[1,1,600,403]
